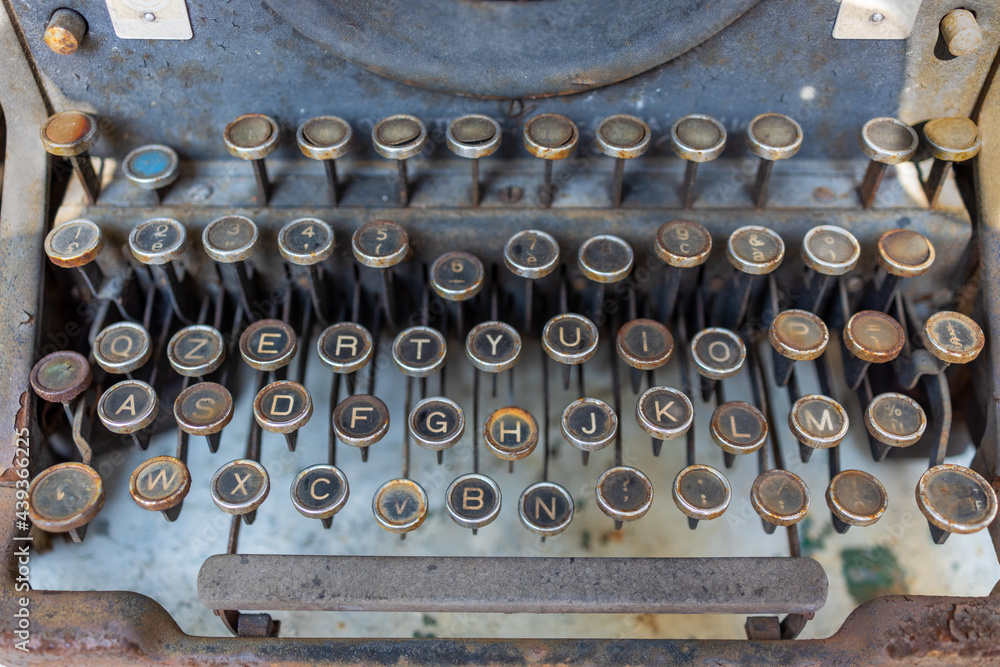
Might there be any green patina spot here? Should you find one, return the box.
[841,547,907,604]
[799,517,835,557]
[422,613,438,627]
[581,530,592,551]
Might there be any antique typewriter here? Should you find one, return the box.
[2,0,1000,664]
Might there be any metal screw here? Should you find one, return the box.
[143,13,156,22]
[871,13,884,23]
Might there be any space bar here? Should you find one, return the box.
[198,555,828,614]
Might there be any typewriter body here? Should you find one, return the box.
[2,0,1000,664]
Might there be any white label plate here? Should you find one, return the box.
[106,0,193,40]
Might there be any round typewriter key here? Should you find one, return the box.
[291,464,350,520]
[921,311,984,365]
[519,482,574,537]
[877,229,935,278]
[123,144,179,199]
[297,116,352,160]
[596,466,653,525]
[97,380,158,434]
[203,215,259,264]
[253,381,312,433]
[727,226,785,276]
[865,392,926,448]
[844,310,905,364]
[28,462,105,534]
[523,113,579,159]
[278,217,335,266]
[129,217,186,265]
[446,473,502,530]
[916,464,997,537]
[211,459,270,515]
[504,230,560,280]
[41,110,99,156]
[670,115,727,208]
[352,219,409,268]
[373,114,427,159]
[373,478,428,534]
[596,114,651,207]
[746,113,803,209]
[30,350,92,404]
[751,469,810,527]
[239,319,297,372]
[393,326,447,377]
[430,251,485,301]
[466,321,521,373]
[174,382,234,445]
[578,235,634,284]
[690,328,746,380]
[129,456,191,514]
[801,225,861,276]
[826,469,887,529]
[542,314,599,365]
[616,319,674,371]
[168,325,226,377]
[789,394,849,450]
[409,397,465,451]
[923,117,981,208]
[484,406,538,461]
[858,118,919,208]
[44,219,103,269]
[769,310,828,361]
[561,397,618,453]
[333,394,391,450]
[710,401,768,455]
[224,113,279,159]
[672,464,732,521]
[447,114,501,158]
[93,321,151,375]
[317,322,374,374]
[655,219,713,268]
[636,386,694,441]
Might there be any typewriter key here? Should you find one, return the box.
[616,319,674,372]
[129,456,191,520]
[523,113,579,207]
[333,394,391,459]
[393,326,447,377]
[690,328,745,380]
[921,311,984,365]
[466,321,521,374]
[635,386,694,444]
[561,397,618,462]
[253,381,312,451]
[291,464,350,521]
[353,219,409,329]
[122,144,179,203]
[240,319,297,373]
[843,310,905,389]
[595,114,651,208]
[768,309,829,386]
[30,350,92,406]
[317,322,374,374]
[129,217,194,323]
[916,464,997,543]
[174,382,234,453]
[168,325,226,378]
[746,112,803,209]
[864,392,926,452]
[203,214,259,264]
[878,228,935,279]
[542,314,599,366]
[789,394,849,462]
[669,114,727,208]
[519,482,574,537]
[826,469,887,532]
[655,219,712,321]
[372,114,428,206]
[578,235,634,285]
[28,462,105,541]
[211,459,270,517]
[41,111,102,204]
[857,118,918,208]
[97,380,159,450]
[798,225,861,314]
[447,114,502,207]
[446,473,502,531]
[297,116,352,205]
[484,406,539,461]
[727,225,784,276]
[278,217,335,266]
[408,397,465,452]
[595,466,653,528]
[751,469,810,527]
[672,464,732,523]
[430,251,485,301]
[922,116,982,208]
[373,478,428,534]
[223,113,279,204]
[710,401,768,457]
[93,322,151,376]
[44,219,105,298]
[504,229,560,330]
